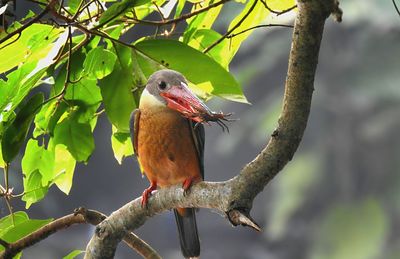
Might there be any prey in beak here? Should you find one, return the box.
[160,82,232,131]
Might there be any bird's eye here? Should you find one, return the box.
[158,81,167,90]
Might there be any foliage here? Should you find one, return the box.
[0,0,296,256]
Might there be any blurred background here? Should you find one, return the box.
[3,0,400,258]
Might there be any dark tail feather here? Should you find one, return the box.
[174,208,200,258]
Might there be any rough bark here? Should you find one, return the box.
[85,0,340,258]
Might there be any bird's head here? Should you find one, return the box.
[142,69,211,122]
[141,69,232,128]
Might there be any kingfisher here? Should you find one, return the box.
[130,69,230,258]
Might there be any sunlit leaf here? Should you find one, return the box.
[1,93,44,163]
[53,143,76,194]
[53,117,94,162]
[174,0,186,18]
[134,39,247,103]
[83,47,117,79]
[0,212,52,251]
[0,212,29,237]
[99,44,136,132]
[188,29,229,69]
[63,249,85,259]
[223,0,270,62]
[22,170,49,208]
[22,139,55,186]
[0,24,62,74]
[183,0,222,43]
[111,126,133,164]
[98,0,151,26]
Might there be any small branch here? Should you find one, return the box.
[0,208,160,259]
[203,0,258,53]
[260,0,297,16]
[226,23,294,39]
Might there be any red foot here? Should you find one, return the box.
[141,182,157,208]
[182,177,198,196]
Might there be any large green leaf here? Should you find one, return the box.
[0,212,52,251]
[1,93,44,163]
[22,139,55,186]
[99,44,136,132]
[134,39,247,103]
[53,117,94,162]
[83,47,117,79]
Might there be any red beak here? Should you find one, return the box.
[160,83,212,123]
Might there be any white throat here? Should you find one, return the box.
[139,88,165,109]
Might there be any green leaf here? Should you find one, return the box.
[223,0,270,62]
[1,92,44,163]
[0,24,63,74]
[22,170,49,208]
[98,0,151,26]
[83,47,117,79]
[111,126,133,164]
[174,0,186,18]
[53,117,94,162]
[22,139,55,186]
[99,44,136,132]
[33,101,69,137]
[311,199,388,259]
[0,212,52,251]
[53,143,76,194]
[63,250,85,259]
[183,1,222,43]
[187,29,229,69]
[134,39,247,103]
[0,212,29,237]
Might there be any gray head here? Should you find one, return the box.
[145,69,188,104]
[141,69,211,117]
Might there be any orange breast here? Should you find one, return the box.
[137,106,202,187]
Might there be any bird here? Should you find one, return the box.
[130,69,221,258]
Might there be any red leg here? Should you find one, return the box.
[141,181,157,208]
[182,177,199,196]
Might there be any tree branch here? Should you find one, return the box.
[0,208,160,259]
[84,0,340,258]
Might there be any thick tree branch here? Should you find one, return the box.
[0,208,160,259]
[84,0,339,258]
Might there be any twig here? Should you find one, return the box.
[226,23,294,38]
[0,0,56,46]
[0,208,161,259]
[394,0,400,16]
[260,0,296,15]
[203,0,258,53]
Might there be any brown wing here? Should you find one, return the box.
[188,120,205,180]
[130,109,141,156]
